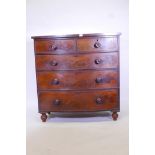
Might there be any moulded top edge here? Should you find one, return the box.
[31,33,122,39]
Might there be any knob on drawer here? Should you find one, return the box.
[96,77,103,83]
[94,42,101,48]
[51,78,59,85]
[49,44,57,51]
[96,97,104,104]
[96,77,109,83]
[95,59,103,64]
[50,60,58,66]
[53,99,61,105]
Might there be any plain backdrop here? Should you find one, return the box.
[26,0,128,155]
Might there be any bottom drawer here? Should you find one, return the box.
[38,89,119,112]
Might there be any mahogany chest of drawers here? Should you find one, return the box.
[31,33,121,122]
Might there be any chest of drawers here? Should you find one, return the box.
[31,33,121,122]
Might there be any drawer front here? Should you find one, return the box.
[36,53,118,71]
[34,39,76,53]
[38,89,119,112]
[77,37,118,52]
[37,70,118,90]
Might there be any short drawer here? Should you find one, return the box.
[37,70,118,90]
[36,53,118,71]
[77,37,118,52]
[38,89,119,112]
[34,39,76,54]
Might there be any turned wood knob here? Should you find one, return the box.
[52,78,59,85]
[96,77,103,83]
[95,59,103,64]
[94,42,101,48]
[96,77,109,83]
[49,44,57,51]
[50,60,58,66]
[53,99,61,105]
[96,97,104,104]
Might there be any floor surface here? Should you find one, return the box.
[27,102,128,155]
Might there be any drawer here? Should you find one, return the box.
[36,53,118,71]
[38,89,119,112]
[34,39,76,54]
[77,37,118,52]
[37,70,118,90]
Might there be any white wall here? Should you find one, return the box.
[26,0,128,109]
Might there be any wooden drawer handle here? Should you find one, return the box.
[49,44,57,51]
[95,59,103,64]
[50,60,58,66]
[53,99,61,105]
[96,77,109,83]
[94,42,101,48]
[51,78,59,85]
[96,97,104,104]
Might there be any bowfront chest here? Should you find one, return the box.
[31,33,121,122]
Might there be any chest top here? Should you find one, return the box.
[31,33,121,54]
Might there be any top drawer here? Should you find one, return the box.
[77,37,118,52]
[34,39,76,54]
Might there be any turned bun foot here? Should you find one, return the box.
[112,112,118,121]
[41,113,47,122]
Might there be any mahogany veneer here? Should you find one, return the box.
[31,33,121,122]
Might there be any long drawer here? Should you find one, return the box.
[38,89,119,112]
[37,70,118,90]
[36,52,118,71]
